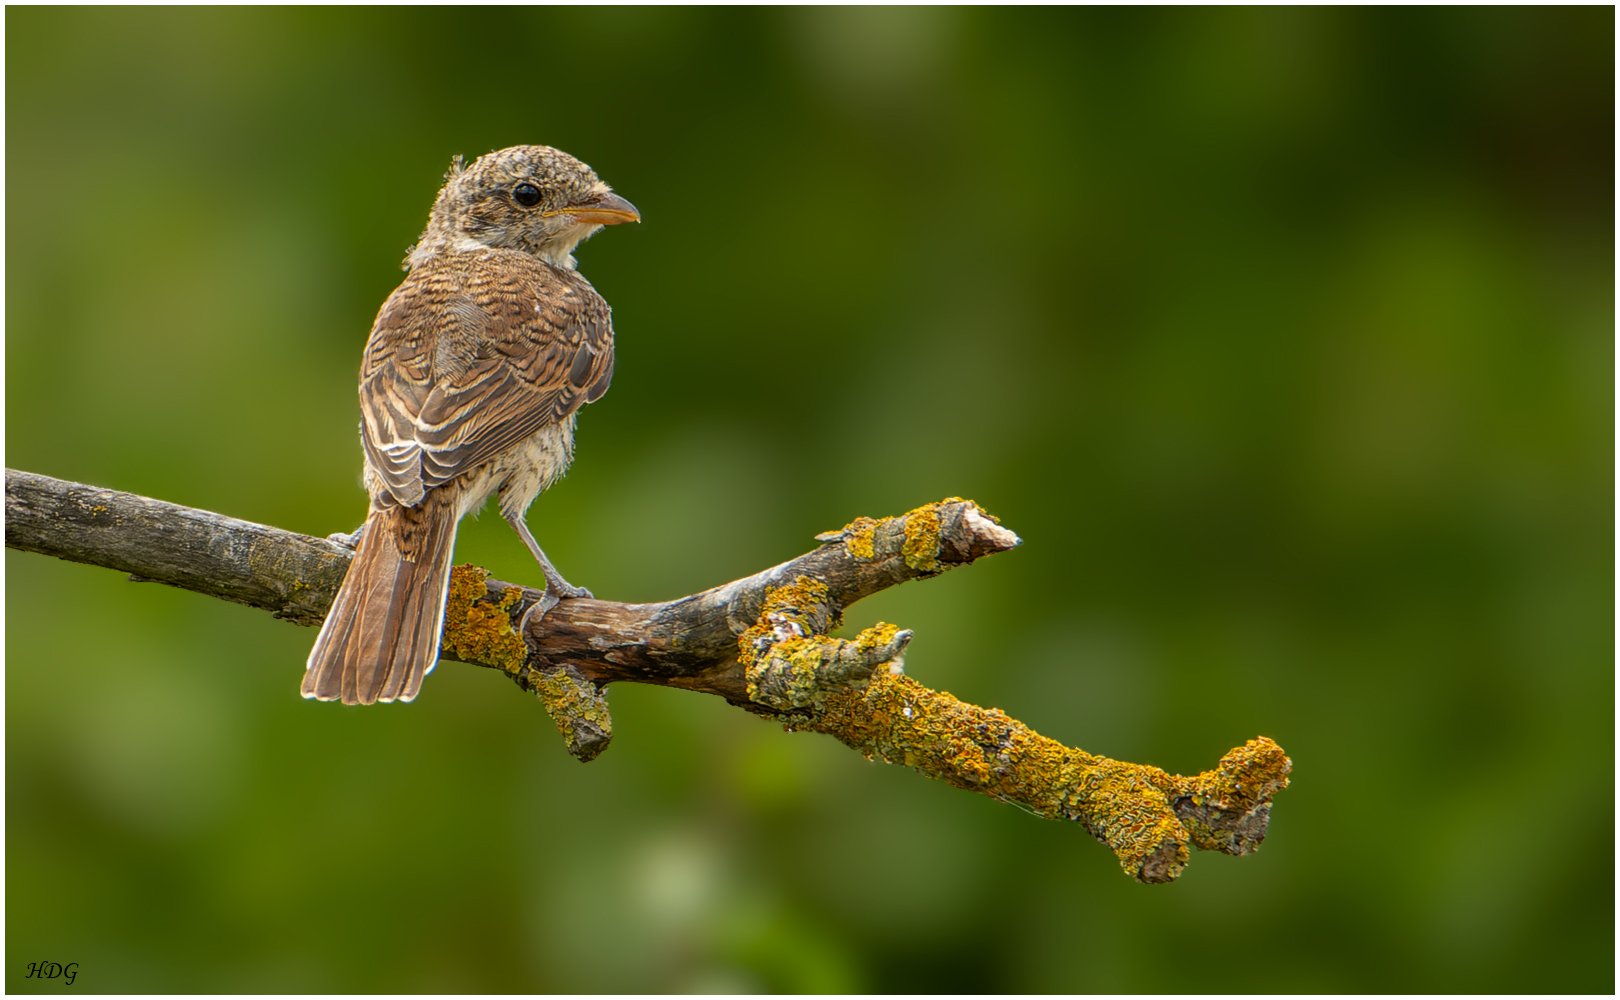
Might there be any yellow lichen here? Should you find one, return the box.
[802,671,1205,882]
[853,621,903,654]
[744,635,821,706]
[825,499,1004,568]
[1167,737,1292,854]
[741,501,1276,883]
[901,505,943,572]
[843,517,878,560]
[533,667,613,761]
[739,579,906,709]
[441,564,528,675]
[736,576,835,669]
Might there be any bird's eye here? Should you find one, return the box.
[513,183,542,207]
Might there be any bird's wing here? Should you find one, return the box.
[358,253,615,510]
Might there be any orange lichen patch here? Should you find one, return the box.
[442,564,528,675]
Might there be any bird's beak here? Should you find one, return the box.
[555,192,640,226]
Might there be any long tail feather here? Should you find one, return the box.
[302,489,460,705]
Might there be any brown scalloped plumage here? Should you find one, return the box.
[302,145,635,706]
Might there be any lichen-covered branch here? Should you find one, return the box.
[803,679,1289,882]
[5,468,1291,883]
[724,574,1290,882]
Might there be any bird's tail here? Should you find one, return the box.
[302,488,459,705]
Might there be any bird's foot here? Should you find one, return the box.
[546,576,593,601]
[505,514,593,601]
[518,591,558,636]
[517,578,591,635]
[326,523,367,549]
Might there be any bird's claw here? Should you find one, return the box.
[517,580,590,635]
[541,567,592,602]
[326,522,367,550]
[518,588,561,636]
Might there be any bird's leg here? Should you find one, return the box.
[506,513,592,633]
[505,514,592,598]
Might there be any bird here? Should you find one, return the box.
[302,144,639,706]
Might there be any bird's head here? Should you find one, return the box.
[406,145,639,271]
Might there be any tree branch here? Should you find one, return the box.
[5,467,1290,883]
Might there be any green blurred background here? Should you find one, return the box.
[7,7,1612,992]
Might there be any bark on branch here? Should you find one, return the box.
[5,467,1290,883]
